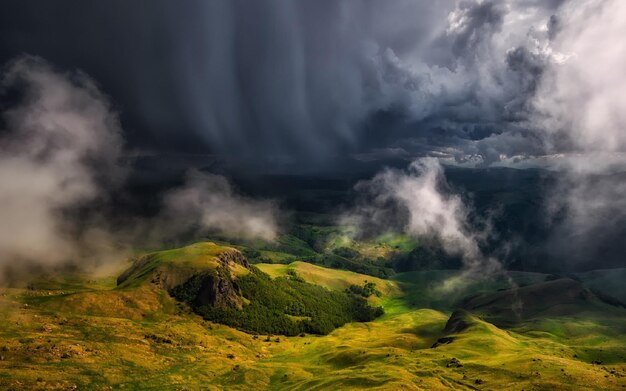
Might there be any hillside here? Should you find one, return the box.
[256,261,401,298]
[576,268,626,304]
[1,245,626,389]
[116,242,384,336]
[117,242,251,289]
[461,278,620,324]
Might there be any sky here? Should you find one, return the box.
[2,0,614,174]
[1,0,626,274]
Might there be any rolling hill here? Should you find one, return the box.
[1,243,626,389]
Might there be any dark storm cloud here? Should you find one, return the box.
[0,0,564,171]
[506,47,545,99]
[547,15,561,40]
[0,56,282,280]
[174,0,459,167]
[0,1,195,152]
[531,0,626,267]
[448,1,505,61]
[2,0,626,274]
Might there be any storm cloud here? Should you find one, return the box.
[532,0,626,266]
[0,56,281,280]
[165,0,560,168]
[1,0,626,272]
[0,0,565,170]
[0,56,126,269]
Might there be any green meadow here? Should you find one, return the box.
[1,241,626,390]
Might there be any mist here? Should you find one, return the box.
[0,56,280,281]
[345,158,502,288]
[157,170,280,242]
[532,0,626,267]
[0,56,126,271]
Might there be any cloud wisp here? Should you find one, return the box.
[157,170,280,242]
[345,158,502,289]
[531,0,626,267]
[0,56,281,281]
[0,56,126,270]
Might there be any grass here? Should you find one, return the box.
[576,268,626,303]
[313,229,418,264]
[256,261,401,299]
[1,247,626,389]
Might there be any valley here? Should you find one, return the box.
[1,241,625,390]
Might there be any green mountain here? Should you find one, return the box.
[1,243,626,389]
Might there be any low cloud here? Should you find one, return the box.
[0,56,126,271]
[0,56,280,281]
[158,170,280,242]
[344,158,502,289]
[532,0,626,267]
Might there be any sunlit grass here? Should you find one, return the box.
[1,245,626,389]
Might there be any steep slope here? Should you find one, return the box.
[117,242,384,336]
[461,278,622,323]
[117,242,250,289]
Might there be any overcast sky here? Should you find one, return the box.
[2,0,626,272]
[0,0,623,174]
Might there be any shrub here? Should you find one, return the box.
[346,282,381,298]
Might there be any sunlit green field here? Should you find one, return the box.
[1,244,626,390]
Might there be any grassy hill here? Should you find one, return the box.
[235,227,418,278]
[1,245,626,389]
[461,278,620,323]
[575,268,626,304]
[115,243,384,336]
[117,242,251,289]
[256,261,401,298]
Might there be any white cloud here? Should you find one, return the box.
[0,56,125,269]
[346,158,502,287]
[159,170,280,242]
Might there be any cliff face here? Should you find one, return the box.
[117,243,250,309]
[194,249,249,308]
[217,249,249,269]
[190,272,244,308]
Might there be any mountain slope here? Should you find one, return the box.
[117,242,384,336]
[1,247,626,389]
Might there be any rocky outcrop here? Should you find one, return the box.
[165,249,250,310]
[117,244,250,310]
[444,309,472,334]
[117,243,250,283]
[190,272,243,308]
[217,249,249,269]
